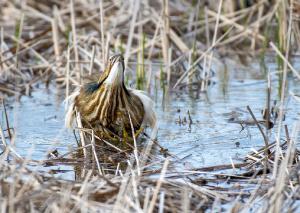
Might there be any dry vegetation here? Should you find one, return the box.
[0,0,300,212]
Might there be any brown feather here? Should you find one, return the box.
[73,54,145,139]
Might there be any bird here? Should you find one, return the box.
[65,54,157,143]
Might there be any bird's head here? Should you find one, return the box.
[98,54,125,86]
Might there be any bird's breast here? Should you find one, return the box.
[75,84,145,134]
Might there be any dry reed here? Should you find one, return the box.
[0,0,300,212]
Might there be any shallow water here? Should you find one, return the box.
[3,58,300,180]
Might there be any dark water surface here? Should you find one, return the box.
[4,59,300,180]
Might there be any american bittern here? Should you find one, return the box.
[65,54,157,141]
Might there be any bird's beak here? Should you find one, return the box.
[105,60,124,85]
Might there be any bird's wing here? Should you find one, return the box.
[129,89,157,140]
[64,89,80,128]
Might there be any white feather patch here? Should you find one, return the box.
[129,89,158,140]
[64,89,80,128]
[105,62,123,85]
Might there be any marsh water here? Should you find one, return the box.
[3,57,300,180]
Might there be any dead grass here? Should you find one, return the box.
[0,0,300,212]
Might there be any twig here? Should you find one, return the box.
[2,100,12,140]
[246,106,269,152]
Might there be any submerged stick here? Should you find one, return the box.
[246,106,269,154]
[2,100,12,140]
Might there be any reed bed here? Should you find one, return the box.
[1,0,300,95]
[1,0,300,212]
[0,127,299,212]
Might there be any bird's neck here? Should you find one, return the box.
[103,82,130,101]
